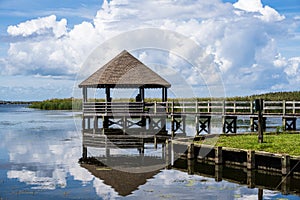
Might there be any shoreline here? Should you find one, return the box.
[193,132,300,156]
[172,134,300,176]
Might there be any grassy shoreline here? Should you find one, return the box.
[29,98,82,110]
[195,132,300,156]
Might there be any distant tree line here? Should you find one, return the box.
[29,98,82,110]
[225,91,300,101]
[249,91,300,101]
[28,91,300,110]
[0,101,33,104]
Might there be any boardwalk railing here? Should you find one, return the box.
[83,100,300,116]
[83,102,144,115]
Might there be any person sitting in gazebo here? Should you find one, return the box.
[135,94,141,102]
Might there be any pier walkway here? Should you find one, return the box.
[82,100,300,135]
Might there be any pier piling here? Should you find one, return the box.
[247,150,255,170]
[215,146,223,164]
[187,143,194,160]
[281,154,290,175]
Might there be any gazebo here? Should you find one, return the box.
[79,50,172,136]
[79,50,171,103]
[79,50,172,160]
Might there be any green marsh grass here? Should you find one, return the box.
[196,133,300,156]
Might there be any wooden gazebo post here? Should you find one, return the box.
[82,86,88,130]
[82,86,87,102]
[161,87,168,131]
[103,87,111,129]
[139,87,145,102]
[82,86,88,159]
[105,87,111,102]
[162,87,168,102]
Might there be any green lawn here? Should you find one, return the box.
[195,133,300,156]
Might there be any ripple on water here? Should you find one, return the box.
[0,121,20,126]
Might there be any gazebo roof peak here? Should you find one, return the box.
[79,50,171,88]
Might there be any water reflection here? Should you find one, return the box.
[79,145,300,199]
[0,105,118,199]
[3,130,82,190]
[80,162,160,196]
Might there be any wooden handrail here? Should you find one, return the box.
[82,100,300,116]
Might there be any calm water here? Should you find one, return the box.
[0,104,299,199]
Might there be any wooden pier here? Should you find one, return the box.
[82,100,300,136]
[80,99,300,163]
[78,50,300,164]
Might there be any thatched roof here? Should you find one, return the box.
[79,50,171,88]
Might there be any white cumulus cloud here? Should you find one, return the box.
[233,0,285,22]
[1,0,300,99]
[7,15,67,38]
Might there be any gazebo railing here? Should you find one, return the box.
[83,102,145,114]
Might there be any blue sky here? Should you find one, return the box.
[0,0,300,101]
[0,0,102,31]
